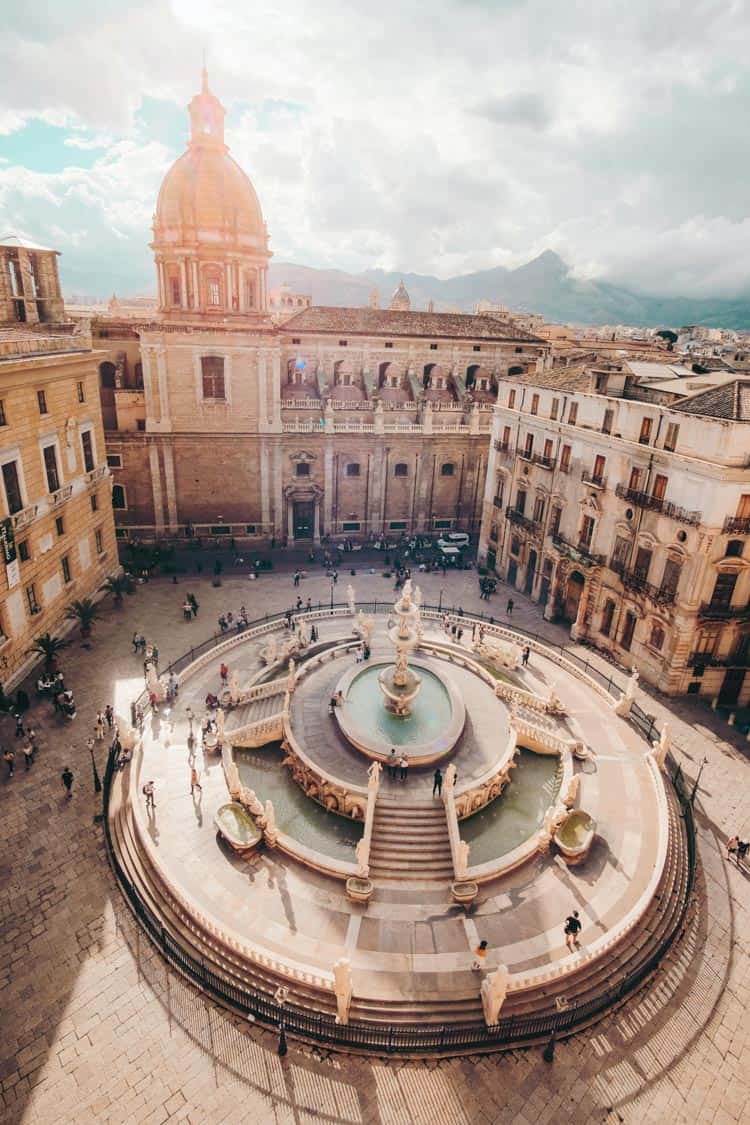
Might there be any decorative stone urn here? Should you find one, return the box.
[345,876,374,903]
[554,810,596,865]
[451,880,479,905]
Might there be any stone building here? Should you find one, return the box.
[94,71,547,546]
[478,359,750,703]
[0,237,117,689]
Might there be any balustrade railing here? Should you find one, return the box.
[723,515,750,534]
[581,470,606,488]
[614,483,701,526]
[552,533,603,568]
[505,506,541,535]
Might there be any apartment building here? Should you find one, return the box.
[478,361,750,703]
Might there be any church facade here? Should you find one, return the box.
[97,72,548,546]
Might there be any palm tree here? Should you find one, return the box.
[65,598,99,638]
[28,632,70,672]
[102,574,134,606]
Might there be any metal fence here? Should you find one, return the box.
[104,604,696,1056]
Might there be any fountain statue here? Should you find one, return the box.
[355,837,370,878]
[229,670,240,705]
[456,840,470,880]
[333,958,353,1024]
[216,707,225,741]
[354,609,374,646]
[346,583,356,615]
[652,723,670,770]
[613,667,639,716]
[481,964,509,1026]
[297,617,311,647]
[260,635,278,665]
[378,579,423,717]
[287,658,297,693]
[263,799,278,846]
[367,760,382,791]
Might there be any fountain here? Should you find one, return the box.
[378,580,422,716]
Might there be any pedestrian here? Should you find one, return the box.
[143,779,156,810]
[399,753,408,782]
[332,570,338,584]
[738,840,749,866]
[186,706,194,732]
[220,662,229,684]
[61,766,73,796]
[152,643,159,665]
[105,704,114,729]
[22,743,33,771]
[14,712,24,738]
[190,766,202,795]
[387,748,397,779]
[522,646,530,667]
[27,728,38,758]
[471,940,488,970]
[727,835,740,860]
[432,768,443,797]
[132,631,140,653]
[188,593,198,617]
[168,673,178,699]
[3,748,15,777]
[506,597,514,616]
[296,596,302,611]
[564,910,582,952]
[95,712,106,740]
[183,599,192,622]
[306,597,312,611]
[457,627,463,643]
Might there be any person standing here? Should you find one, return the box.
[506,597,514,617]
[471,940,488,970]
[143,779,156,810]
[399,753,408,782]
[105,704,114,729]
[387,748,397,780]
[432,768,443,797]
[220,662,229,684]
[95,712,106,741]
[61,766,73,797]
[27,728,38,759]
[522,646,530,667]
[14,712,24,738]
[564,910,582,952]
[186,706,194,733]
[4,748,15,777]
[190,766,202,796]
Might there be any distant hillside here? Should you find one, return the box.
[268,252,750,331]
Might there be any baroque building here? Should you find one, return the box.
[478,359,750,703]
[94,72,547,545]
[0,235,117,689]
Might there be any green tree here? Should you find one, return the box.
[28,632,70,671]
[102,573,135,606]
[65,598,99,637]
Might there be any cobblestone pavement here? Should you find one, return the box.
[1,554,749,1125]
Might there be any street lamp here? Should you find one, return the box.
[87,737,102,794]
[690,756,708,804]
[438,588,444,612]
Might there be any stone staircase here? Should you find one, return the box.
[226,692,284,730]
[368,799,454,881]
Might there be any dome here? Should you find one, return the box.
[154,148,265,244]
[390,280,411,312]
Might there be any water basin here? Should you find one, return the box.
[460,750,562,865]
[214,803,262,852]
[235,746,362,862]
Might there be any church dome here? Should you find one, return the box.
[389,280,411,312]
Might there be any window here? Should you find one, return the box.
[345,463,360,478]
[649,623,665,651]
[510,536,521,555]
[0,400,6,426]
[652,474,668,501]
[26,583,41,616]
[342,521,361,532]
[568,402,578,425]
[523,433,534,458]
[502,425,511,448]
[95,528,103,555]
[430,343,438,350]
[43,444,60,493]
[543,438,553,462]
[77,381,85,403]
[389,520,407,530]
[112,484,126,509]
[515,346,522,354]
[710,571,737,608]
[473,345,481,353]
[18,539,29,563]
[580,515,595,549]
[433,519,452,529]
[639,417,653,445]
[602,409,614,435]
[634,546,652,580]
[550,398,559,421]
[81,430,95,473]
[338,340,348,347]
[530,394,539,416]
[515,489,527,515]
[201,356,225,400]
[533,496,545,523]
[508,389,516,409]
[208,278,221,306]
[664,422,679,452]
[55,516,64,536]
[2,460,23,515]
[170,277,180,305]
[245,524,257,534]
[726,540,744,558]
[441,463,455,477]
[660,558,682,596]
[295,462,310,477]
[61,555,71,584]
[385,342,393,349]
[90,494,98,512]
[394,463,408,477]
[37,389,48,414]
[493,479,504,507]
[560,445,571,473]
[210,526,230,536]
[550,506,562,537]
[628,466,641,491]
[489,522,498,542]
[592,454,606,484]
[106,454,122,469]
[292,338,301,345]
[137,419,146,432]
[601,599,616,637]
[611,535,630,572]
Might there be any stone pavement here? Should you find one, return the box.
[1,554,749,1125]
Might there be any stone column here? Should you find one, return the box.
[287,500,294,542]
[257,350,268,432]
[192,261,200,309]
[323,443,334,535]
[570,578,590,641]
[314,499,321,543]
[154,346,169,428]
[162,443,178,532]
[149,444,165,535]
[225,262,233,310]
[179,259,188,308]
[273,443,284,541]
[260,440,271,535]
[271,349,282,430]
[157,262,166,309]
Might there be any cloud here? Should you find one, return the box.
[470,92,554,131]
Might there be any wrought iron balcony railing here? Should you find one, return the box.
[723,516,750,535]
[581,470,606,489]
[552,533,604,568]
[505,506,542,536]
[611,564,677,605]
[493,440,511,456]
[689,650,750,668]
[615,483,701,526]
[531,453,556,470]
[698,601,750,620]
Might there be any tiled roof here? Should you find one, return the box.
[500,363,592,392]
[674,380,750,420]
[279,306,544,343]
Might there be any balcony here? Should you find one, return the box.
[723,516,750,535]
[581,470,606,490]
[612,564,677,606]
[531,453,556,470]
[505,506,541,536]
[11,504,39,532]
[615,483,701,526]
[493,440,511,456]
[51,484,73,508]
[698,601,750,621]
[689,650,750,668]
[552,533,604,569]
[86,465,108,486]
[518,448,533,462]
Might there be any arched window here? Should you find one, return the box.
[201,356,225,400]
[441,463,455,477]
[168,272,181,306]
[394,463,408,477]
[99,361,116,389]
[111,484,127,510]
[650,622,665,651]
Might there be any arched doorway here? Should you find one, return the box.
[525,549,537,596]
[539,558,553,607]
[99,361,117,431]
[562,570,585,623]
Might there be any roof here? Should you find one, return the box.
[673,379,750,420]
[0,233,57,253]
[501,363,592,392]
[279,306,544,343]
[625,361,693,382]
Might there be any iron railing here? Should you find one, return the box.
[552,533,604,569]
[581,470,606,489]
[614,484,701,527]
[505,506,542,536]
[723,516,750,535]
[698,601,750,620]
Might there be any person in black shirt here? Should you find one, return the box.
[564,910,582,951]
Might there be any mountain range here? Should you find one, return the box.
[267,251,750,332]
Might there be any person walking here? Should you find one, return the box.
[387,748,397,780]
[27,728,38,759]
[4,748,15,777]
[220,662,229,685]
[61,766,73,797]
[399,753,408,782]
[104,704,114,729]
[564,910,582,952]
[727,835,740,861]
[471,940,488,970]
[522,646,530,667]
[506,597,514,617]
[14,712,24,738]
[190,766,202,796]
[143,779,156,810]
[432,768,443,797]
[23,743,33,771]
[183,599,192,622]
[186,706,194,733]
[188,593,199,617]
[132,631,140,654]
[95,712,106,741]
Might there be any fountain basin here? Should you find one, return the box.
[214,803,262,854]
[555,810,596,865]
[333,659,466,765]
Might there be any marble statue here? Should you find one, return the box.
[456,840,470,880]
[118,721,139,752]
[239,786,264,818]
[260,635,278,665]
[355,837,370,878]
[444,763,457,792]
[346,583,356,615]
[563,774,580,809]
[355,610,374,645]
[548,688,565,715]
[145,662,166,702]
[401,579,412,608]
[263,799,278,845]
[297,617,311,646]
[614,668,640,716]
[367,760,382,791]
[216,707,225,740]
[543,803,568,838]
[225,758,241,798]
[333,958,353,1025]
[287,658,297,693]
[652,722,670,770]
[229,671,240,705]
[414,585,422,608]
[481,964,509,1026]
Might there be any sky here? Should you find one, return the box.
[2,0,750,298]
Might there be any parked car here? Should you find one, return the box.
[437,533,470,550]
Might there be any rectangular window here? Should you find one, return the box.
[81,430,95,473]
[338,340,348,347]
[652,473,668,501]
[37,389,48,414]
[611,535,630,572]
[580,515,595,549]
[550,398,559,421]
[508,389,516,409]
[664,422,679,451]
[602,409,614,435]
[170,277,180,305]
[660,558,682,597]
[55,516,64,536]
[634,546,652,580]
[550,506,562,537]
[389,520,407,530]
[430,343,438,350]
[2,460,23,515]
[433,519,452,529]
[291,338,301,345]
[43,444,60,493]
[601,600,616,637]
[295,462,310,477]
[346,463,361,477]
[523,433,534,457]
[493,478,504,507]
[560,445,571,473]
[568,401,578,425]
[201,356,225,400]
[208,279,220,306]
[210,526,231,536]
[0,400,6,425]
[710,571,737,608]
[543,438,553,461]
[593,454,606,484]
[502,425,511,448]
[628,466,641,491]
[473,345,481,353]
[530,394,539,416]
[639,417,653,445]
[95,528,103,555]
[533,497,545,523]
[90,494,98,512]
[385,342,393,349]
[394,463,408,477]
[515,489,527,515]
[342,521,361,532]
[18,539,29,563]
[106,453,122,469]
[137,419,146,432]
[26,583,40,615]
[77,381,85,404]
[61,555,71,584]
[245,524,257,534]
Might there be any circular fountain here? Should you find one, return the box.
[378,580,422,715]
